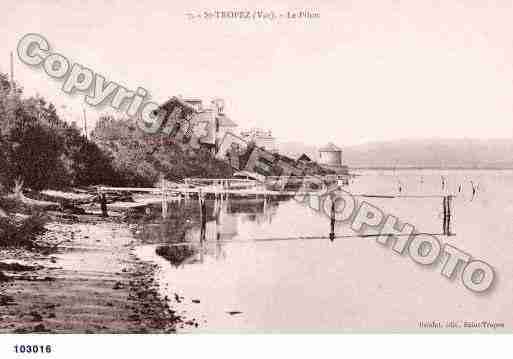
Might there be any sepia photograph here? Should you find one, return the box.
[0,0,512,357]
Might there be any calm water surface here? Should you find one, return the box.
[136,170,513,332]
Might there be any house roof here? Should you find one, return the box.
[158,96,198,114]
[298,153,312,162]
[217,114,237,127]
[319,142,342,152]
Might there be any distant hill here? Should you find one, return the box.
[277,138,513,169]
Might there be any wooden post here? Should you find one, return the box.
[83,108,88,140]
[442,196,447,235]
[442,195,453,236]
[199,189,207,242]
[202,197,207,228]
[198,188,203,225]
[162,179,168,219]
[329,199,335,241]
[446,195,452,236]
[100,191,108,218]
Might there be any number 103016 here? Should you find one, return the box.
[14,345,52,354]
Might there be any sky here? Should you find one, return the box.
[1,0,513,146]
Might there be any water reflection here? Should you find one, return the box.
[135,170,513,332]
[206,197,280,241]
[143,196,286,266]
[189,197,282,263]
[155,245,196,267]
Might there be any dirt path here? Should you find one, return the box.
[0,217,179,333]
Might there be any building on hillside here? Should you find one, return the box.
[157,96,238,154]
[186,98,237,153]
[213,100,238,151]
[297,153,312,164]
[318,142,348,174]
[240,128,277,153]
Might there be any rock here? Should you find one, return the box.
[60,203,86,215]
[226,311,243,316]
[0,262,41,272]
[113,281,123,290]
[30,311,43,322]
[0,294,15,306]
[33,323,50,332]
[0,271,10,282]
[56,213,79,222]
[128,314,140,321]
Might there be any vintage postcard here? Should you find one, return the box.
[0,0,511,356]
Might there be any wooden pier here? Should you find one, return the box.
[96,177,454,237]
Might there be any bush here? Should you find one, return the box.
[0,214,47,248]
[1,73,234,191]
[91,116,233,186]
[0,74,121,191]
[0,196,33,214]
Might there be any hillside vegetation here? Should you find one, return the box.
[0,72,231,247]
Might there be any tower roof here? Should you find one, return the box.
[319,142,341,152]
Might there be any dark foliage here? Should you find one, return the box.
[0,72,120,191]
[91,116,233,186]
[1,72,233,192]
[0,214,47,248]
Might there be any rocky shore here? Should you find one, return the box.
[0,210,181,333]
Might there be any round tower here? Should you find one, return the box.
[318,142,342,167]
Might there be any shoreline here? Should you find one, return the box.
[0,213,180,333]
